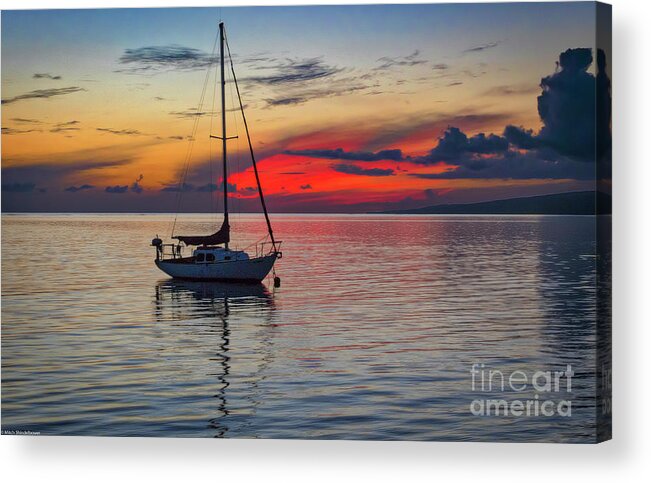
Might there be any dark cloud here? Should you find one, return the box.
[263,83,370,108]
[447,81,463,87]
[105,174,144,194]
[64,184,94,192]
[2,127,41,135]
[463,41,500,53]
[332,164,395,177]
[503,125,540,149]
[504,48,610,162]
[300,184,312,190]
[131,174,144,194]
[105,185,129,194]
[2,157,134,182]
[284,147,403,162]
[50,128,79,134]
[161,182,235,193]
[1,87,86,105]
[432,63,449,71]
[537,48,598,160]
[168,108,217,119]
[117,45,217,73]
[11,118,41,124]
[417,127,509,163]
[410,149,595,180]
[244,57,342,85]
[97,127,143,136]
[161,182,195,192]
[33,73,62,80]
[51,121,81,134]
[2,182,37,193]
[375,50,427,70]
[240,56,372,107]
[196,183,219,192]
[264,97,305,107]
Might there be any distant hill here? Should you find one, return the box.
[378,191,612,215]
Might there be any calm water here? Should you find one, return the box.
[1,214,601,441]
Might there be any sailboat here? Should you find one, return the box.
[151,22,282,283]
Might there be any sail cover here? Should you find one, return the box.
[173,218,230,246]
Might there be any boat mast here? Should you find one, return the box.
[219,21,229,250]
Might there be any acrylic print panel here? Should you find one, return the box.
[1,2,611,442]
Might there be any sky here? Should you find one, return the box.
[1,3,610,213]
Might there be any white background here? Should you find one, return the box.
[1,0,649,481]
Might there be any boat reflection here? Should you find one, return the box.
[153,279,277,437]
[154,279,274,320]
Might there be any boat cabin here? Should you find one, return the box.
[193,246,250,264]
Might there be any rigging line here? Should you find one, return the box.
[224,30,277,250]
[227,59,241,230]
[209,47,218,223]
[170,76,208,235]
[170,31,219,238]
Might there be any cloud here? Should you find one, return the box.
[536,48,600,160]
[463,41,500,53]
[410,149,595,180]
[2,127,41,135]
[416,127,509,164]
[505,48,610,162]
[168,108,217,119]
[319,49,610,183]
[11,118,41,124]
[105,185,129,194]
[131,174,144,193]
[50,120,81,134]
[284,147,403,162]
[160,182,235,193]
[97,127,143,136]
[105,174,144,194]
[432,63,449,71]
[117,45,217,73]
[3,155,134,181]
[2,182,37,192]
[503,125,540,149]
[403,50,613,181]
[1,87,86,105]
[447,81,463,87]
[375,50,427,70]
[244,57,342,85]
[64,184,95,192]
[239,56,371,107]
[300,184,312,190]
[161,182,195,192]
[332,164,395,177]
[33,73,62,80]
[264,97,306,107]
[263,83,370,108]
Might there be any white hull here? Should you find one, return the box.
[155,252,278,282]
